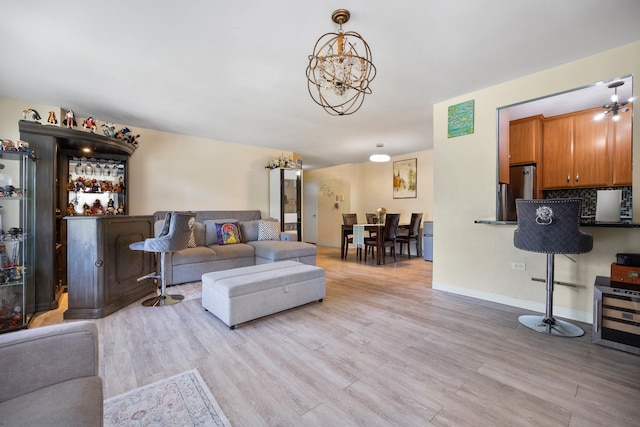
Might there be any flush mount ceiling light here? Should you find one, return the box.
[306,9,376,116]
[369,143,390,162]
[595,81,632,121]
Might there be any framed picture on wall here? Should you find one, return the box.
[393,158,417,198]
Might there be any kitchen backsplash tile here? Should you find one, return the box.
[543,186,632,219]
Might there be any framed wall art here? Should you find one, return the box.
[448,99,475,138]
[393,158,417,198]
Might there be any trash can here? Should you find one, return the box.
[423,221,433,261]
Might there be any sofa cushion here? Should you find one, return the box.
[239,220,259,242]
[171,246,218,266]
[0,376,103,427]
[208,242,255,261]
[249,240,317,261]
[258,220,281,241]
[204,219,237,246]
[215,221,242,245]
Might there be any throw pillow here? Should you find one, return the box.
[215,221,241,245]
[258,220,281,241]
[187,217,197,247]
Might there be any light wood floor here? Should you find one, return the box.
[32,245,640,426]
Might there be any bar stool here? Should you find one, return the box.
[129,211,195,306]
[514,198,593,337]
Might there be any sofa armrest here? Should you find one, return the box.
[0,321,99,403]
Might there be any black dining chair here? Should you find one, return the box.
[342,213,358,259]
[397,213,423,258]
[514,198,593,337]
[364,213,400,263]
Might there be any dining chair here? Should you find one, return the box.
[514,198,592,336]
[364,213,400,263]
[365,213,379,254]
[397,212,423,258]
[342,213,358,259]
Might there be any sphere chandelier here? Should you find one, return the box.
[595,81,631,122]
[306,9,376,116]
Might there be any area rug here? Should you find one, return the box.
[104,369,231,427]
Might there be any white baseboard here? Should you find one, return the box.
[432,281,592,324]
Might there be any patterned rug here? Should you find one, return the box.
[104,369,231,427]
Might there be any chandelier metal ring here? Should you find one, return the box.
[306,9,376,116]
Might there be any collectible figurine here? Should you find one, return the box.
[67,203,75,216]
[114,127,140,147]
[63,110,77,128]
[22,108,41,122]
[82,116,97,133]
[47,111,58,125]
[117,204,125,215]
[90,199,104,215]
[83,203,91,215]
[101,122,116,138]
[106,199,116,215]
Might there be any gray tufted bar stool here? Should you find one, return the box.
[514,198,593,337]
[129,211,195,306]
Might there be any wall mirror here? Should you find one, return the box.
[496,75,634,223]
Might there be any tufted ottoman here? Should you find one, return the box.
[202,260,325,329]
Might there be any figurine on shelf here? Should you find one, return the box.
[67,202,75,216]
[90,199,104,215]
[117,204,125,215]
[82,116,97,133]
[114,127,140,147]
[22,108,41,122]
[9,306,22,328]
[47,111,58,125]
[63,110,77,128]
[1,140,17,151]
[4,185,15,197]
[106,199,116,215]
[101,122,116,138]
[83,203,91,215]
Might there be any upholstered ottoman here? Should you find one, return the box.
[202,260,325,329]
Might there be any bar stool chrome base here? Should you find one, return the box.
[142,294,184,307]
[518,315,584,337]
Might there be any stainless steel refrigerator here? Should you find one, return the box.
[500,165,536,221]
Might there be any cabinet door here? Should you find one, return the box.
[573,112,609,187]
[612,107,633,185]
[509,117,540,165]
[542,116,573,189]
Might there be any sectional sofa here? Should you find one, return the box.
[152,210,317,286]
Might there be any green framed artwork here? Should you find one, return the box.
[448,99,474,138]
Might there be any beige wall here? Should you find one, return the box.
[433,41,640,323]
[305,149,434,247]
[0,96,291,218]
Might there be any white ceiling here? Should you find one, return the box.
[2,1,640,169]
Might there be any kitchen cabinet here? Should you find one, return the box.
[509,116,542,165]
[611,104,633,185]
[0,152,35,333]
[269,168,302,241]
[541,109,609,189]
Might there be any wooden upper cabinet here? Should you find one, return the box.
[612,104,633,185]
[542,115,574,189]
[509,116,542,165]
[541,108,618,189]
[572,111,609,187]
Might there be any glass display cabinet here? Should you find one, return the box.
[66,156,126,216]
[0,151,35,333]
[269,168,302,241]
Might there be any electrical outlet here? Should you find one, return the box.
[511,262,526,271]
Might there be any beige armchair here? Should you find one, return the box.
[0,321,103,426]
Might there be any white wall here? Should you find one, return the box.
[433,41,640,323]
[305,149,434,247]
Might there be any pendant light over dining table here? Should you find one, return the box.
[595,81,632,121]
[306,9,376,116]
